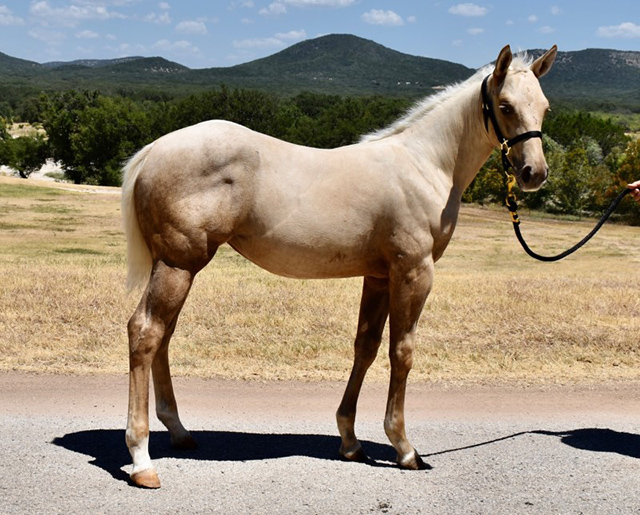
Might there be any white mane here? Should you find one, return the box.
[360,53,534,143]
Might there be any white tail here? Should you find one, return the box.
[121,143,155,292]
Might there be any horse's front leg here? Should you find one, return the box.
[385,260,433,470]
[337,276,389,462]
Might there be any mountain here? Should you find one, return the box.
[528,47,640,110]
[0,51,41,77]
[189,34,474,96]
[43,56,146,69]
[0,34,638,112]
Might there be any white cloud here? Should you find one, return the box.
[0,5,24,26]
[362,9,404,26]
[275,29,307,40]
[176,20,207,35]
[152,39,200,54]
[28,27,67,44]
[528,15,538,23]
[506,19,514,26]
[551,6,562,15]
[29,1,125,27]
[407,15,417,24]
[597,22,640,39]
[284,0,356,6]
[145,11,171,24]
[112,42,147,56]
[448,3,487,17]
[159,2,170,9]
[233,29,306,49]
[467,27,484,35]
[76,29,99,39]
[233,37,284,49]
[452,39,463,47]
[538,26,555,34]
[228,0,254,8]
[76,45,96,55]
[259,2,287,16]
[259,0,353,15]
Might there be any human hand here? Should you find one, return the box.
[628,180,640,202]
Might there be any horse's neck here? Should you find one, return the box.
[400,82,495,194]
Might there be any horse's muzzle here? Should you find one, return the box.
[518,165,548,192]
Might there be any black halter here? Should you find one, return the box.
[481,74,543,172]
[481,73,633,262]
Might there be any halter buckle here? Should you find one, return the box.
[500,139,511,156]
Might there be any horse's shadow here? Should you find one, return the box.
[424,427,640,460]
[532,428,640,459]
[51,427,640,485]
[51,430,399,484]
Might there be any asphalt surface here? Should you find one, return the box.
[1,372,640,514]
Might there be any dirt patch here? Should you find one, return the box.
[2,372,639,422]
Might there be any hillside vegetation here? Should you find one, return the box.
[1,34,639,116]
[1,34,640,222]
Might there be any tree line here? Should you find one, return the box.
[1,86,639,221]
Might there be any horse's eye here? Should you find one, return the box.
[499,103,513,115]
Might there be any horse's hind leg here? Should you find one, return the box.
[336,277,389,462]
[152,315,197,450]
[126,260,194,489]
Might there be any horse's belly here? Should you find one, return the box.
[227,235,384,279]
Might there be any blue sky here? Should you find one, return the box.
[0,1,638,69]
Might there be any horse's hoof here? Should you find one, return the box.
[398,449,431,471]
[339,444,369,463]
[171,433,198,451]
[131,469,161,489]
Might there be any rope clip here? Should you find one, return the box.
[504,174,520,224]
[505,173,517,194]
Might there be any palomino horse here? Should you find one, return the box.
[122,44,557,488]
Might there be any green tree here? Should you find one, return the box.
[0,118,48,178]
[10,135,49,178]
[610,138,640,223]
[71,96,151,185]
[40,91,101,182]
[545,147,593,216]
[40,91,152,185]
[170,87,280,136]
[543,110,628,156]
[463,150,505,204]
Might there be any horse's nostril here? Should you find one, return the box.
[521,166,532,184]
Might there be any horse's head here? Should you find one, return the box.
[484,44,557,192]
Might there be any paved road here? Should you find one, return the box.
[1,373,640,514]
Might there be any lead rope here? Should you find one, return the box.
[504,174,632,262]
[480,74,632,261]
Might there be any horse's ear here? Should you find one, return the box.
[531,45,558,78]
[493,45,512,87]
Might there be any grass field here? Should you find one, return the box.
[2,175,640,384]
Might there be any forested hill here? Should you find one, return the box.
[0,34,639,112]
[189,34,473,96]
[527,47,640,111]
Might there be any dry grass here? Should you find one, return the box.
[2,175,640,384]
